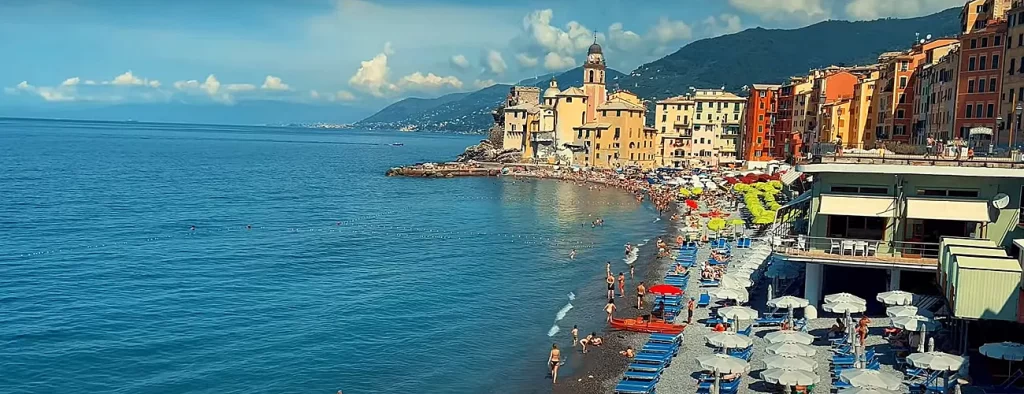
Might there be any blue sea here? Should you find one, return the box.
[0,118,662,394]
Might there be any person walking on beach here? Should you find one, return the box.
[687,297,696,324]
[571,325,579,347]
[629,264,634,279]
[605,298,616,323]
[617,272,625,297]
[606,273,615,300]
[636,281,646,309]
[548,344,561,384]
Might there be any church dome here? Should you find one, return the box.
[588,42,603,55]
[544,77,560,98]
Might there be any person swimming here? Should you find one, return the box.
[569,249,576,259]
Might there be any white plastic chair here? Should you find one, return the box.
[797,235,807,251]
[855,241,868,256]
[842,241,855,255]
[829,239,840,254]
[866,242,878,256]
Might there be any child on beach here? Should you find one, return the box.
[617,273,625,297]
[605,298,616,323]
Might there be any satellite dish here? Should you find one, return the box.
[993,193,1011,209]
[920,39,926,44]
[926,34,932,40]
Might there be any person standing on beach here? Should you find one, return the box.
[629,264,634,279]
[548,344,561,384]
[605,298,616,323]
[687,297,696,324]
[606,273,615,300]
[617,272,625,297]
[636,282,646,309]
[571,325,579,347]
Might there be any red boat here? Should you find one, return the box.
[609,318,686,334]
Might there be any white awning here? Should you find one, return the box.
[969,127,993,136]
[818,194,896,217]
[905,198,993,222]
[781,170,803,186]
[779,191,812,210]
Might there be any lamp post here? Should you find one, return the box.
[1015,102,1023,152]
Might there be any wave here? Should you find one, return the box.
[555,303,573,321]
[653,217,661,222]
[567,292,576,301]
[623,246,639,265]
[548,324,560,337]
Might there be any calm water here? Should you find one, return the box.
[0,118,661,394]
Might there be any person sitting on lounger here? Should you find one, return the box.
[828,318,846,338]
[674,263,687,275]
[651,300,665,320]
[549,343,561,383]
[619,346,635,358]
[721,372,741,382]
[713,322,726,332]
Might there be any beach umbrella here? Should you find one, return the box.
[720,275,752,289]
[907,352,965,371]
[718,306,759,325]
[892,315,939,353]
[765,342,816,357]
[686,199,698,209]
[708,287,748,303]
[981,342,1024,377]
[825,292,867,305]
[824,302,867,346]
[768,295,810,328]
[705,331,753,350]
[885,305,920,318]
[763,354,818,371]
[761,368,820,386]
[649,284,683,296]
[876,290,914,306]
[840,369,903,390]
[765,330,815,345]
[696,353,750,373]
[837,389,899,394]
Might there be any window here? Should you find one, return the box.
[757,125,763,132]
[614,128,620,139]
[971,39,977,49]
[897,109,905,119]
[968,79,975,93]
[758,114,764,121]
[1012,58,1017,75]
[759,102,765,110]
[969,57,976,71]
[982,37,989,47]
[596,130,601,138]
[996,35,1002,46]
[661,114,667,122]
[981,55,988,70]
[976,104,983,118]
[993,54,1000,69]
[990,78,997,92]
[566,97,573,103]
[616,110,621,117]
[696,102,703,111]
[831,186,888,194]
[734,103,740,111]
[966,104,974,118]
[979,78,987,92]
[917,189,980,197]
[899,93,906,103]
[988,103,995,118]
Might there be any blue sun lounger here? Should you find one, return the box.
[634,352,673,366]
[615,378,658,394]
[697,293,711,307]
[641,344,678,356]
[649,333,682,343]
[627,362,665,373]
[699,279,720,287]
[624,370,661,381]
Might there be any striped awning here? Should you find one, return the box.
[780,170,802,186]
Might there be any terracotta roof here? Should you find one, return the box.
[557,87,587,97]
[751,84,781,90]
[598,100,645,111]
[657,95,691,104]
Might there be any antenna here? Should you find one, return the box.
[993,193,1011,209]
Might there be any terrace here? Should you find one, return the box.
[806,142,1024,169]
[773,235,939,271]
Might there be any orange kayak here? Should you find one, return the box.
[609,318,686,334]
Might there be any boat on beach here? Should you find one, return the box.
[609,317,686,334]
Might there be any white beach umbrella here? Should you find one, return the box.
[980,342,1024,361]
[823,302,867,314]
[696,353,750,373]
[720,275,753,289]
[765,330,816,345]
[762,368,820,386]
[765,342,816,357]
[885,305,921,318]
[705,331,753,350]
[837,388,900,394]
[876,290,914,306]
[768,295,810,310]
[825,292,867,305]
[840,369,903,390]
[891,315,939,332]
[763,354,819,371]
[719,306,759,321]
[907,352,965,371]
[709,287,749,303]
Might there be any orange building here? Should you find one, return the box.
[873,39,959,142]
[954,20,1007,139]
[743,84,780,163]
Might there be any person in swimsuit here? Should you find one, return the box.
[580,333,592,353]
[548,343,561,383]
[605,298,616,323]
[619,346,635,357]
[571,325,579,347]
[606,261,612,276]
[629,264,634,280]
[636,281,646,309]
[606,274,615,300]
[569,249,576,259]
[617,273,625,297]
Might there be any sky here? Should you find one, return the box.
[0,0,966,115]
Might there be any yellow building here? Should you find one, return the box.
[572,90,656,169]
[502,104,533,152]
[849,69,879,148]
[692,89,746,165]
[654,95,694,168]
[820,98,853,144]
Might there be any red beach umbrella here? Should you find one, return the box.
[649,284,684,296]
[685,200,699,209]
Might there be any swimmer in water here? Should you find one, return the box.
[569,249,576,259]
[246,224,251,230]
[190,225,196,231]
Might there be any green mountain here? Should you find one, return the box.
[620,7,962,100]
[356,67,626,132]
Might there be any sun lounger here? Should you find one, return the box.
[737,325,752,336]
[634,352,673,366]
[697,378,741,394]
[697,293,711,307]
[649,333,682,343]
[699,279,720,287]
[753,315,784,326]
[727,346,752,361]
[614,378,658,394]
[624,370,661,381]
[627,362,665,373]
[642,344,679,356]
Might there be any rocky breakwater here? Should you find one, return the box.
[455,139,522,163]
[385,162,502,178]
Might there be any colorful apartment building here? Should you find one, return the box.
[692,89,746,166]
[954,20,1007,141]
[874,39,959,142]
[654,95,694,168]
[742,84,780,164]
[917,47,961,141]
[1001,3,1024,147]
[849,69,880,149]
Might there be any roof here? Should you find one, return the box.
[657,95,692,104]
[588,42,602,55]
[506,103,538,111]
[751,84,781,90]
[598,100,645,111]
[575,122,611,129]
[797,163,1024,178]
[557,87,587,97]
[954,255,1022,272]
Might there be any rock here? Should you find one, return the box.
[455,139,521,163]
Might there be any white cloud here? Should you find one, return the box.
[17,81,33,91]
[703,14,744,37]
[843,0,963,20]
[521,9,598,58]
[398,72,463,91]
[225,83,257,92]
[336,90,357,101]
[172,74,233,103]
[148,80,161,88]
[111,71,145,86]
[8,81,74,102]
[474,79,497,89]
[450,54,471,70]
[727,0,830,23]
[310,90,321,99]
[515,53,539,68]
[543,52,576,71]
[607,23,644,52]
[61,77,80,87]
[348,42,399,97]
[173,80,200,90]
[201,75,221,96]
[484,50,508,74]
[261,75,290,91]
[650,18,694,45]
[84,80,97,85]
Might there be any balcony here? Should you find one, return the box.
[531,131,554,142]
[804,142,1024,169]
[774,235,939,271]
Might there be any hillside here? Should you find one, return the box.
[357,67,626,132]
[620,7,961,99]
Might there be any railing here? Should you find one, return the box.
[773,235,940,268]
[531,131,554,142]
[805,141,1024,167]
